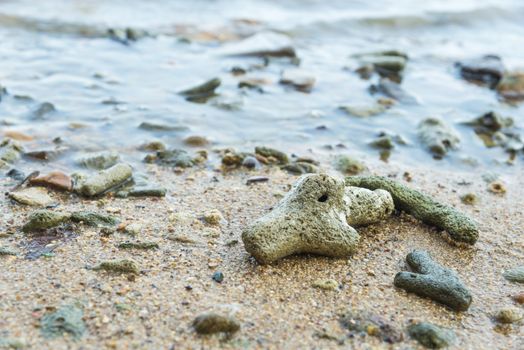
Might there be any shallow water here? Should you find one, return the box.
[1,0,523,175]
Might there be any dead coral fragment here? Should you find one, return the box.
[0,246,18,256]
[345,176,479,244]
[117,241,159,250]
[254,146,289,165]
[192,313,240,335]
[92,259,139,275]
[70,211,118,227]
[394,250,472,311]
[22,210,70,233]
[40,304,86,340]
[418,118,460,158]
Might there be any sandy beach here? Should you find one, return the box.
[1,157,522,349]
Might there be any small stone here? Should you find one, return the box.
[418,118,460,158]
[179,78,221,103]
[29,171,73,191]
[22,210,70,232]
[460,193,478,205]
[408,322,456,349]
[503,266,524,283]
[9,187,54,207]
[512,293,524,304]
[222,151,245,167]
[70,211,118,227]
[280,69,315,92]
[456,55,504,88]
[0,246,18,256]
[281,162,318,175]
[41,304,86,339]
[118,241,159,250]
[334,155,366,175]
[212,271,224,283]
[497,71,524,101]
[255,146,289,164]
[488,181,506,194]
[123,223,142,236]
[31,102,56,120]
[242,156,260,169]
[139,141,166,152]
[184,136,209,147]
[93,259,139,275]
[339,103,386,118]
[369,135,395,150]
[192,313,240,335]
[494,308,523,324]
[203,210,224,226]
[3,130,33,141]
[312,279,339,291]
[77,151,120,170]
[246,176,269,185]
[78,163,133,197]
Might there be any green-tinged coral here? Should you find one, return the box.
[192,313,240,335]
[92,259,139,274]
[70,211,118,227]
[78,163,132,197]
[408,322,455,349]
[503,266,524,283]
[394,250,472,311]
[41,304,86,340]
[0,246,18,256]
[117,241,159,250]
[345,175,479,244]
[22,210,70,232]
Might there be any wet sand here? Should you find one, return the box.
[0,159,523,349]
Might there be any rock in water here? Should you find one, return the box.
[92,259,139,275]
[456,55,504,88]
[179,78,221,103]
[408,322,456,349]
[394,250,472,311]
[192,313,240,335]
[418,118,460,158]
[41,304,86,339]
[497,71,524,101]
[345,176,479,244]
[9,187,54,207]
[242,174,393,264]
[77,151,120,170]
[503,266,524,283]
[78,163,132,197]
[280,69,316,92]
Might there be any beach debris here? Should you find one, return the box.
[312,279,339,291]
[503,266,524,283]
[77,163,132,197]
[139,141,166,151]
[0,139,23,168]
[77,151,120,170]
[8,187,54,207]
[184,136,209,147]
[70,211,118,227]
[340,309,403,343]
[496,71,524,101]
[460,193,478,205]
[494,308,523,324]
[344,186,394,226]
[354,50,408,82]
[107,27,146,45]
[407,322,456,349]
[243,174,392,264]
[488,180,506,195]
[22,210,70,232]
[117,241,159,250]
[40,303,86,339]
[394,250,472,311]
[339,103,387,118]
[92,259,139,275]
[29,171,73,191]
[279,69,315,93]
[254,146,289,165]
[179,78,221,103]
[418,118,460,158]
[346,176,479,244]
[334,155,366,175]
[138,122,188,132]
[0,337,26,349]
[455,55,504,88]
[192,313,240,335]
[0,246,18,256]
[203,209,224,226]
[212,271,224,283]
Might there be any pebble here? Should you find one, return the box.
[203,209,224,226]
[246,176,269,185]
[0,246,18,256]
[70,211,118,227]
[496,71,524,101]
[29,171,73,191]
[339,103,386,118]
[494,307,523,324]
[78,163,132,197]
[8,187,54,207]
[255,146,289,165]
[40,304,86,339]
[456,55,504,88]
[418,118,460,158]
[408,322,456,349]
[280,69,316,92]
[503,266,524,283]
[184,136,209,147]
[242,156,260,169]
[138,122,188,132]
[394,250,472,311]
[179,78,221,103]
[512,293,524,304]
[22,210,70,232]
[77,151,120,170]
[340,309,403,343]
[192,313,240,335]
[212,271,224,283]
[312,279,339,291]
[92,259,139,275]
[334,155,366,175]
[117,241,159,250]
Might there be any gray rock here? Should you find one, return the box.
[494,307,523,324]
[418,118,460,157]
[78,163,132,197]
[41,304,86,339]
[0,139,23,168]
[340,309,403,343]
[138,122,188,132]
[394,250,472,311]
[192,313,240,335]
[456,55,504,88]
[339,103,387,118]
[408,322,456,349]
[503,266,524,283]
[77,151,120,170]
[334,155,366,175]
[179,78,221,103]
[8,187,54,207]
